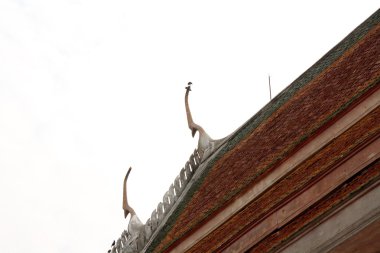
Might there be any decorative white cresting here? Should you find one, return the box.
[107,149,201,253]
[107,82,230,253]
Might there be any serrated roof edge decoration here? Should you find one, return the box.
[107,83,230,253]
[107,149,201,253]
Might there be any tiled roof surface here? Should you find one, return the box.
[146,9,380,253]
[190,106,380,252]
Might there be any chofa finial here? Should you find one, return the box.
[123,167,135,218]
[185,82,221,161]
[122,167,143,237]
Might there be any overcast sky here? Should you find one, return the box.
[0,1,378,253]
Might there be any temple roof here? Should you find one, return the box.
[144,8,380,253]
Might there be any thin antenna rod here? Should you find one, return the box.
[268,75,272,100]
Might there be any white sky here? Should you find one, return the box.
[0,1,378,252]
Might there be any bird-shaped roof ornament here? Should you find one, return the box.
[122,167,143,237]
[185,82,226,161]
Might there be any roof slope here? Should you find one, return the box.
[146,9,380,253]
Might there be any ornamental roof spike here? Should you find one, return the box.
[185,82,229,161]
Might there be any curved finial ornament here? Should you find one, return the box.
[123,167,135,218]
[122,167,143,237]
[185,82,220,161]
